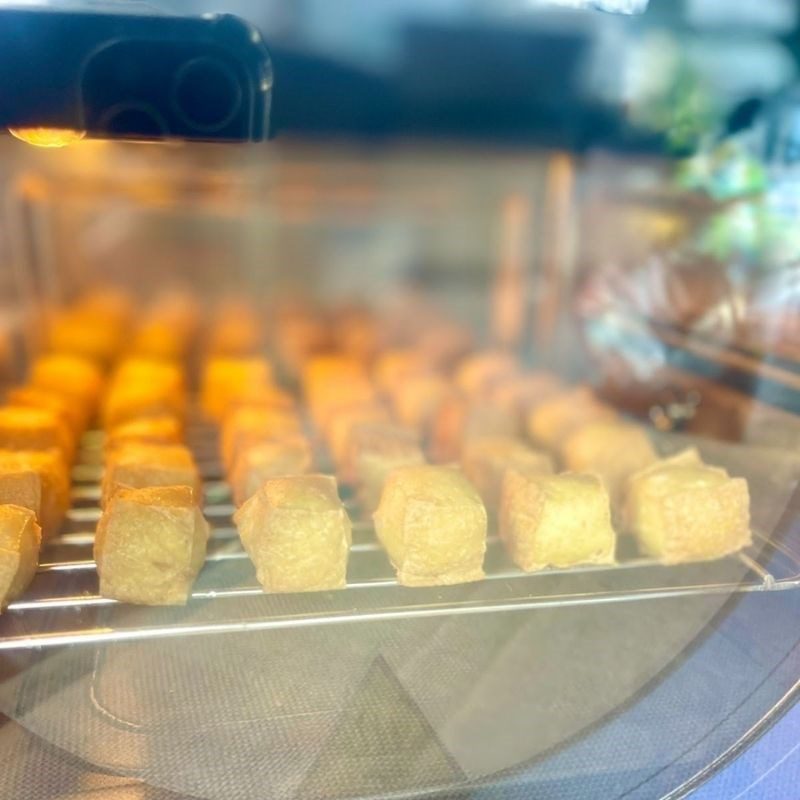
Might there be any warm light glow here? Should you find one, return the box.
[8,127,86,148]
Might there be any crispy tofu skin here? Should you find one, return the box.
[373,465,487,587]
[499,471,616,572]
[234,475,351,593]
[0,504,41,609]
[624,449,751,564]
[95,485,209,606]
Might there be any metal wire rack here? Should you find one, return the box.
[1,421,799,653]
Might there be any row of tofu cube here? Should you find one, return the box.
[0,352,104,607]
[95,356,210,606]
[200,339,751,595]
[0,290,206,609]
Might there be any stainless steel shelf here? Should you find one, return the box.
[1,424,798,652]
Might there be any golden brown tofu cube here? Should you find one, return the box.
[560,421,657,508]
[624,449,751,564]
[323,403,391,469]
[0,467,41,525]
[102,443,201,507]
[112,358,186,391]
[308,379,377,432]
[430,398,519,463]
[526,387,618,450]
[0,449,69,538]
[224,386,296,414]
[416,322,474,368]
[0,504,41,609]
[207,300,263,355]
[373,349,431,395]
[0,406,74,462]
[95,485,209,605]
[29,353,104,411]
[6,386,88,436]
[345,423,425,511]
[373,465,487,586]
[390,373,452,432]
[233,474,351,593]
[462,435,553,509]
[102,383,187,430]
[47,313,123,365]
[454,350,519,398]
[230,436,313,506]
[201,357,273,421]
[303,354,367,396]
[220,407,303,473]
[131,294,199,359]
[499,471,616,571]
[105,415,184,453]
[487,372,564,416]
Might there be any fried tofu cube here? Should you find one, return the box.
[101,443,201,507]
[131,294,200,359]
[7,386,88,437]
[391,373,452,432]
[0,505,41,609]
[303,355,367,397]
[29,353,104,411]
[526,387,618,450]
[323,403,391,469]
[233,474,351,593]
[499,471,616,571]
[624,448,751,564]
[201,357,273,421]
[430,397,519,463]
[344,423,425,511]
[105,415,184,453]
[101,383,187,430]
[47,313,123,365]
[230,436,313,506]
[454,350,519,398]
[487,372,564,416]
[0,406,74,462]
[373,465,487,586]
[308,379,377,432]
[224,385,296,414]
[0,467,41,524]
[560,421,657,507]
[462,435,553,508]
[220,407,303,473]
[373,349,431,395]
[416,322,474,368]
[0,449,69,538]
[207,301,263,355]
[95,485,209,605]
